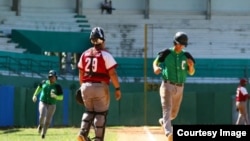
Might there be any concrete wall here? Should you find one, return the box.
[0,0,11,6]
[82,0,205,12]
[212,0,250,13]
[0,0,249,14]
[83,0,250,14]
[150,0,206,12]
[83,0,145,10]
[21,0,75,9]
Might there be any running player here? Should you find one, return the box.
[153,31,196,141]
[32,70,63,139]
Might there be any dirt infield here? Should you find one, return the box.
[109,126,167,141]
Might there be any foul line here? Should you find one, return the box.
[143,126,156,141]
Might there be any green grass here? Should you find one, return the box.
[0,127,118,141]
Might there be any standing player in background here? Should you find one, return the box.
[235,78,250,125]
[152,32,195,141]
[76,27,121,141]
[32,70,64,139]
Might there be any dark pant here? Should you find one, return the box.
[101,6,114,14]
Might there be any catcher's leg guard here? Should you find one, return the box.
[93,111,108,141]
[79,111,95,138]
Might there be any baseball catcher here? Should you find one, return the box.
[76,27,122,141]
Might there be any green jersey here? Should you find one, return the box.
[38,80,63,104]
[157,47,195,83]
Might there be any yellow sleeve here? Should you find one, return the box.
[33,86,42,96]
[55,95,64,101]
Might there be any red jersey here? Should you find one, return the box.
[78,48,117,84]
[236,86,249,102]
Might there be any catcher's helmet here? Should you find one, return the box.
[90,27,105,41]
[240,78,247,85]
[174,32,188,47]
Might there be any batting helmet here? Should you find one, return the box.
[174,32,188,47]
[48,70,57,79]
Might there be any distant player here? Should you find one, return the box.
[153,31,195,141]
[32,70,64,139]
[76,27,121,141]
[235,78,250,125]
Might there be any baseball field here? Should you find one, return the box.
[0,126,167,141]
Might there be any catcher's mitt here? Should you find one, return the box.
[75,89,84,105]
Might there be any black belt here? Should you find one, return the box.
[164,80,183,87]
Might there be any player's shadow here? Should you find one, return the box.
[0,128,21,134]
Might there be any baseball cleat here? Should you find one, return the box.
[41,134,45,139]
[77,135,91,141]
[77,135,85,141]
[158,118,163,127]
[167,133,173,141]
[37,125,42,134]
[158,118,165,133]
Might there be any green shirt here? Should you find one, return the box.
[156,47,195,83]
[37,80,63,104]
